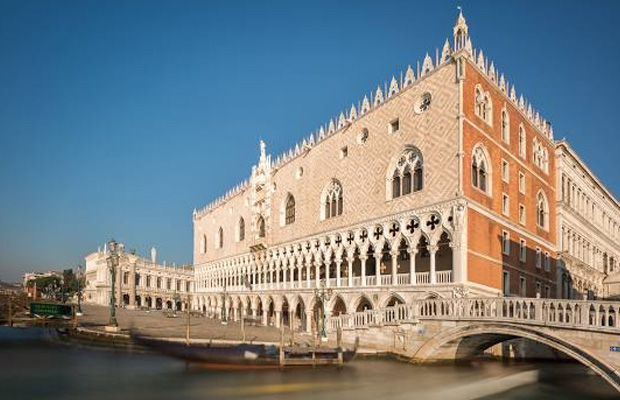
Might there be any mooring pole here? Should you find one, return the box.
[8,295,13,327]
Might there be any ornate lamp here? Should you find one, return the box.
[106,239,120,330]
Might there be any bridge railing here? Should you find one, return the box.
[328,297,620,332]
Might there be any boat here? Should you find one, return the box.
[131,334,358,369]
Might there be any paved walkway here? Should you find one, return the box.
[78,305,316,345]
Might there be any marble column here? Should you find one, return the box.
[360,256,367,286]
[429,245,438,284]
[390,251,398,286]
[374,252,382,287]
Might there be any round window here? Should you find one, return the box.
[414,92,432,114]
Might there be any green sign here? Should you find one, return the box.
[30,303,73,318]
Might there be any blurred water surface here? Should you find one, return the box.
[0,331,616,400]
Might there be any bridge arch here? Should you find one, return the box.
[413,322,620,392]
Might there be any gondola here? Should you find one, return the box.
[131,334,358,369]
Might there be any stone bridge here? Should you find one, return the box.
[328,297,620,392]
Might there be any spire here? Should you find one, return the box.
[453,8,470,52]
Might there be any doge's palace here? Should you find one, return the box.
[190,13,563,332]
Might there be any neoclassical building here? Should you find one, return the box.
[190,13,560,331]
[556,140,620,299]
[84,245,194,311]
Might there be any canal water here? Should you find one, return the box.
[0,329,616,399]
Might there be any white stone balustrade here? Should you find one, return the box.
[328,297,620,333]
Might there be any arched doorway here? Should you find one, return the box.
[294,298,306,332]
[256,298,263,324]
[268,299,275,326]
[282,298,290,327]
[331,296,347,316]
[175,301,182,311]
[165,300,173,310]
[356,296,373,312]
[135,296,141,307]
[155,298,163,310]
[122,294,130,306]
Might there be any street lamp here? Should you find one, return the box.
[314,278,333,342]
[106,239,120,331]
[76,264,84,316]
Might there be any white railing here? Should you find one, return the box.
[415,272,430,284]
[436,270,452,284]
[199,269,455,293]
[328,297,620,333]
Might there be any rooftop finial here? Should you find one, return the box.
[259,139,266,161]
[453,6,470,52]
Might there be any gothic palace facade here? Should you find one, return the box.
[83,13,620,328]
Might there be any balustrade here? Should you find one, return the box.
[328,298,620,333]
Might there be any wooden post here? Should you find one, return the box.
[185,305,191,345]
[8,295,12,327]
[241,310,246,343]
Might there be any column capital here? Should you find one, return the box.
[428,245,439,254]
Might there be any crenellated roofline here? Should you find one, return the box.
[194,11,556,220]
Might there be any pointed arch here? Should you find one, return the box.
[501,105,510,143]
[237,217,245,242]
[387,146,424,200]
[281,193,296,226]
[257,216,266,238]
[321,179,343,220]
[218,227,224,249]
[536,190,549,230]
[200,234,207,254]
[471,144,492,195]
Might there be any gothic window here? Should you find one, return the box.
[238,217,245,241]
[474,85,492,125]
[218,227,223,248]
[389,147,423,199]
[532,139,548,173]
[257,216,266,238]
[285,195,296,225]
[322,179,343,220]
[536,191,549,230]
[471,145,491,194]
[201,234,207,254]
[519,125,526,159]
[501,107,510,143]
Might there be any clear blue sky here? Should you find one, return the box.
[1,1,619,282]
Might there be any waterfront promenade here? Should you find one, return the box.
[78,304,314,345]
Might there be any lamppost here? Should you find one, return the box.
[106,239,120,331]
[76,264,84,316]
[314,278,333,342]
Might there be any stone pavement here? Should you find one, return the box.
[78,304,316,345]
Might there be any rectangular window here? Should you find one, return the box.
[389,119,400,134]
[536,282,541,298]
[544,285,551,298]
[503,270,510,296]
[519,276,527,297]
[502,193,509,216]
[340,146,348,159]
[519,172,526,194]
[544,252,550,272]
[501,159,509,182]
[536,247,542,269]
[519,204,526,225]
[502,231,511,256]
[519,239,526,262]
